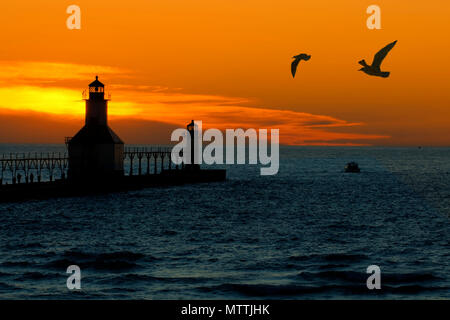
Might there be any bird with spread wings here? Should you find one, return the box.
[358,40,397,78]
[291,53,311,78]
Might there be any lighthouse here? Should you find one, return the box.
[67,76,124,180]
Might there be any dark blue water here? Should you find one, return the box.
[0,145,449,299]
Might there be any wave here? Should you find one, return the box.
[17,271,59,281]
[0,261,33,267]
[0,271,13,277]
[198,283,363,296]
[289,253,369,263]
[198,282,448,297]
[46,258,138,271]
[45,250,149,271]
[0,282,17,291]
[2,242,44,252]
[162,230,178,236]
[62,250,145,261]
[298,270,442,284]
[105,273,213,285]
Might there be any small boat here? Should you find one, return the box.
[345,162,360,173]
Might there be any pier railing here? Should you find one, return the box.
[0,153,68,184]
[124,147,182,176]
[0,147,181,185]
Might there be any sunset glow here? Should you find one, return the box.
[0,1,449,145]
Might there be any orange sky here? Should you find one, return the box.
[0,0,449,145]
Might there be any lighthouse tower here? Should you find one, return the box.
[68,76,124,181]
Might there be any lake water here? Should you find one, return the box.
[0,145,449,299]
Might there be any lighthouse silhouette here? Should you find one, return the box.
[67,76,124,181]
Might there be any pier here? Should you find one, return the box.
[0,146,225,200]
[0,147,225,202]
[0,148,182,185]
[0,77,226,202]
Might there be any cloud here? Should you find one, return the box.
[0,61,389,145]
[0,61,127,87]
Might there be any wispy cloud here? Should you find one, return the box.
[0,61,128,87]
[0,61,389,145]
[129,103,388,145]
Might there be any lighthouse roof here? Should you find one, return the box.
[69,125,124,145]
[89,76,104,87]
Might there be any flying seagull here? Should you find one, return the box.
[291,53,311,78]
[359,40,397,78]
